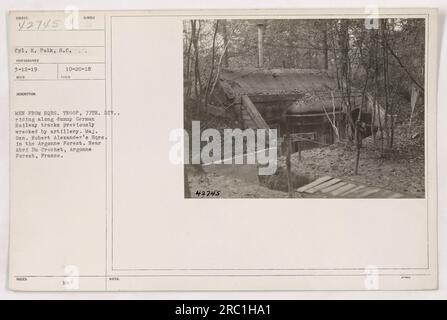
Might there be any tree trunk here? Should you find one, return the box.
[282,115,293,198]
[204,21,219,107]
[372,28,379,145]
[322,21,329,70]
[184,166,191,198]
[222,20,229,68]
[381,19,390,152]
[286,136,293,198]
[192,21,202,115]
[337,20,354,141]
[185,21,196,97]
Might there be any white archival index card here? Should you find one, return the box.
[8,9,438,291]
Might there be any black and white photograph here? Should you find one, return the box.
[183,18,426,199]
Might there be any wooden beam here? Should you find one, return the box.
[306,178,341,194]
[297,176,332,193]
[205,104,232,119]
[248,94,303,103]
[241,95,269,129]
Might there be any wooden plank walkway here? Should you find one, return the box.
[296,176,405,198]
[296,176,332,193]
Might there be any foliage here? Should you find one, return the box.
[183,18,425,154]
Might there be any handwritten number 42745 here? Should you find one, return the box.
[195,190,221,197]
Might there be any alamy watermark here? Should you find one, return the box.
[364,265,380,290]
[169,121,278,175]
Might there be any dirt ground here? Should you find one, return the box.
[283,123,425,198]
[188,173,289,198]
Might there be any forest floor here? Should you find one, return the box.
[285,123,425,197]
[187,118,425,198]
[188,173,289,198]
